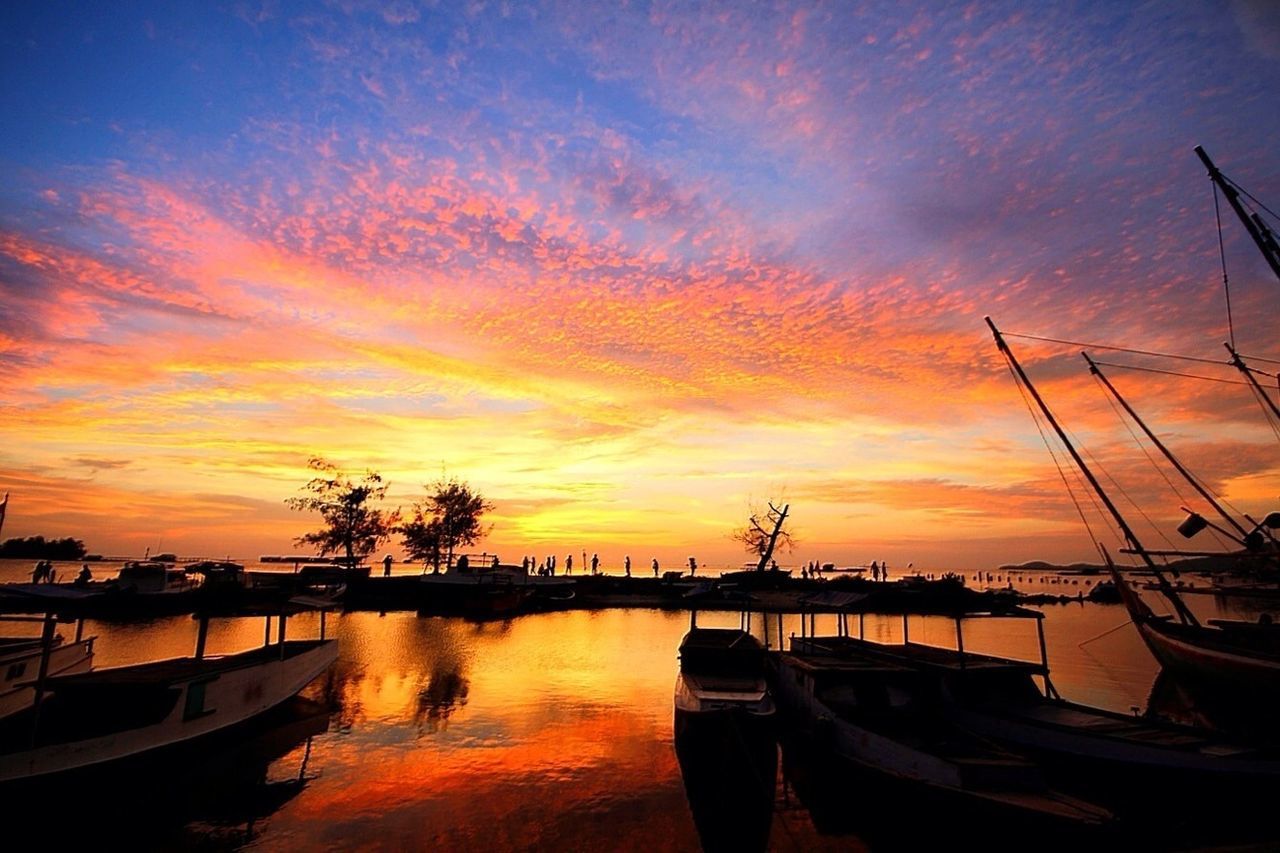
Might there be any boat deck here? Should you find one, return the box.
[42,640,330,688]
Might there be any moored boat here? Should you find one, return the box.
[770,648,1114,831]
[673,619,777,852]
[0,599,338,785]
[793,625,1280,810]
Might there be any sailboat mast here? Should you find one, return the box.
[986,317,1199,625]
[1083,352,1250,540]
[1195,145,1280,283]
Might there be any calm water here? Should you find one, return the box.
[2,559,1274,850]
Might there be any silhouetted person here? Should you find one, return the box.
[383,554,393,577]
[456,554,469,572]
[75,564,92,586]
[565,554,573,575]
[652,557,659,577]
[591,553,599,575]
[625,555,631,577]
[882,562,889,581]
[688,556,697,576]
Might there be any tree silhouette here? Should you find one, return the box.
[400,477,493,571]
[732,500,795,571]
[286,457,398,566]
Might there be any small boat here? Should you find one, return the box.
[674,622,776,751]
[0,627,95,720]
[1110,568,1280,698]
[770,648,1113,830]
[0,599,338,785]
[674,618,777,852]
[793,621,1280,811]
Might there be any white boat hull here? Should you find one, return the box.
[0,639,336,784]
[0,638,95,721]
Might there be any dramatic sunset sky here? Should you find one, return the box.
[3,1,1278,569]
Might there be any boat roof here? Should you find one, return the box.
[793,635,1046,675]
[678,627,763,652]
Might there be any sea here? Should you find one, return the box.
[1,558,1274,850]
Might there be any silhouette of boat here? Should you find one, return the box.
[0,599,338,785]
[674,616,776,852]
[791,618,1280,811]
[770,646,1114,830]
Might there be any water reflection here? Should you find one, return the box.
[13,696,329,848]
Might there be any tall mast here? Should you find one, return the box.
[1083,352,1250,542]
[1195,145,1280,283]
[987,317,1199,625]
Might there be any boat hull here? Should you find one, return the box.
[0,638,337,784]
[0,637,94,720]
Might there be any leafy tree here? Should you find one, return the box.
[400,477,493,571]
[732,500,795,571]
[286,457,398,565]
[0,536,88,560]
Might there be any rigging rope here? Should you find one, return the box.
[1093,374,1232,551]
[1004,359,1109,560]
[1001,332,1224,366]
[1088,360,1257,386]
[1224,173,1280,224]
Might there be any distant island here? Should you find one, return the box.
[0,536,89,560]
[1000,554,1259,575]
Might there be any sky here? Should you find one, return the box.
[2,1,1279,570]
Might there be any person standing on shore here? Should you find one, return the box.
[625,555,631,577]
[688,556,697,577]
[591,553,599,575]
[652,557,659,577]
[565,554,573,575]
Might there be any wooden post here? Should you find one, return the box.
[194,615,209,660]
[320,609,327,640]
[264,615,272,646]
[955,616,965,669]
[29,613,58,746]
[75,618,85,643]
[902,613,909,644]
[859,611,864,639]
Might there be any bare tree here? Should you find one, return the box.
[732,500,794,571]
[286,457,398,566]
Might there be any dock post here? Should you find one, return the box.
[902,614,909,644]
[278,612,288,659]
[30,613,58,746]
[194,615,209,660]
[859,612,864,639]
[954,616,965,668]
[264,615,273,646]
[75,617,85,643]
[320,609,327,640]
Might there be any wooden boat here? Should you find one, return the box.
[673,620,777,850]
[1110,567,1280,697]
[674,624,776,750]
[0,600,337,785]
[770,648,1113,830]
[988,312,1280,701]
[0,626,94,720]
[793,625,1280,806]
